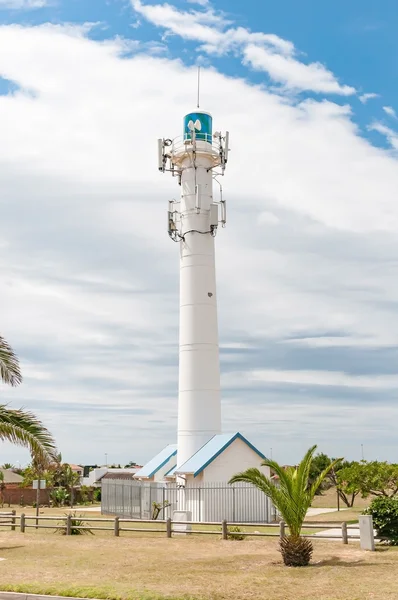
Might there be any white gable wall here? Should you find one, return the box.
[153,455,177,482]
[201,438,270,483]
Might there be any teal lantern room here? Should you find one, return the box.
[183,111,213,143]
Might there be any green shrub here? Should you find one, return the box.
[93,488,101,502]
[51,487,69,507]
[56,512,94,536]
[227,525,245,541]
[364,496,398,545]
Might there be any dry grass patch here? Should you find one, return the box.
[312,488,373,510]
[305,509,363,524]
[0,532,397,600]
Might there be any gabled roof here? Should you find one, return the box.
[175,432,266,478]
[134,444,177,479]
[102,472,136,480]
[0,469,23,484]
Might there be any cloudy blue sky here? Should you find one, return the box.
[1,0,398,468]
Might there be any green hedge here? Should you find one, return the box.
[364,496,398,545]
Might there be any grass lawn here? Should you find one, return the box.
[305,508,363,524]
[312,487,372,510]
[0,533,397,600]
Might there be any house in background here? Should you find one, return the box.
[69,464,84,484]
[0,469,48,506]
[0,468,23,488]
[82,467,142,488]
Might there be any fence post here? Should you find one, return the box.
[280,520,286,539]
[66,514,72,536]
[20,513,25,533]
[166,517,172,538]
[341,522,348,544]
[11,510,16,532]
[222,519,228,540]
[114,516,120,537]
[198,487,201,522]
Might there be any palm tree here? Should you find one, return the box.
[0,335,57,463]
[63,464,81,508]
[1,463,15,470]
[229,445,342,566]
[0,336,22,386]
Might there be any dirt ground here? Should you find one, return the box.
[0,532,396,600]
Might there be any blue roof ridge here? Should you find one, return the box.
[175,432,266,478]
[135,444,177,479]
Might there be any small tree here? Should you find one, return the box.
[151,500,171,520]
[51,487,69,507]
[21,462,54,488]
[338,461,398,500]
[308,453,335,494]
[230,445,342,566]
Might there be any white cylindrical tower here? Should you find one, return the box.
[159,111,229,469]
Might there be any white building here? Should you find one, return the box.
[135,433,270,484]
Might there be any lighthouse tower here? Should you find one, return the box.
[133,111,270,522]
[158,111,229,468]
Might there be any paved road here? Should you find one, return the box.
[306,507,348,517]
[64,506,101,512]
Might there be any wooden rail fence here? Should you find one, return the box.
[0,512,363,543]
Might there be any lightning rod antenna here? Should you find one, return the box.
[197,66,200,109]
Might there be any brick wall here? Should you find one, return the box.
[2,487,50,506]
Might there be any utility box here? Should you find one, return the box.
[359,515,375,551]
[210,204,219,227]
[173,510,192,534]
[32,480,46,489]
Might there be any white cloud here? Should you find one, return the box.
[187,0,209,6]
[248,369,398,390]
[369,122,398,151]
[131,1,352,95]
[0,0,47,8]
[0,23,398,464]
[359,92,379,104]
[383,105,397,119]
[243,43,355,95]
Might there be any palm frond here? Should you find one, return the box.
[309,457,343,499]
[296,445,317,494]
[230,445,343,538]
[0,336,22,387]
[0,404,57,462]
[260,457,295,497]
[229,469,299,533]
